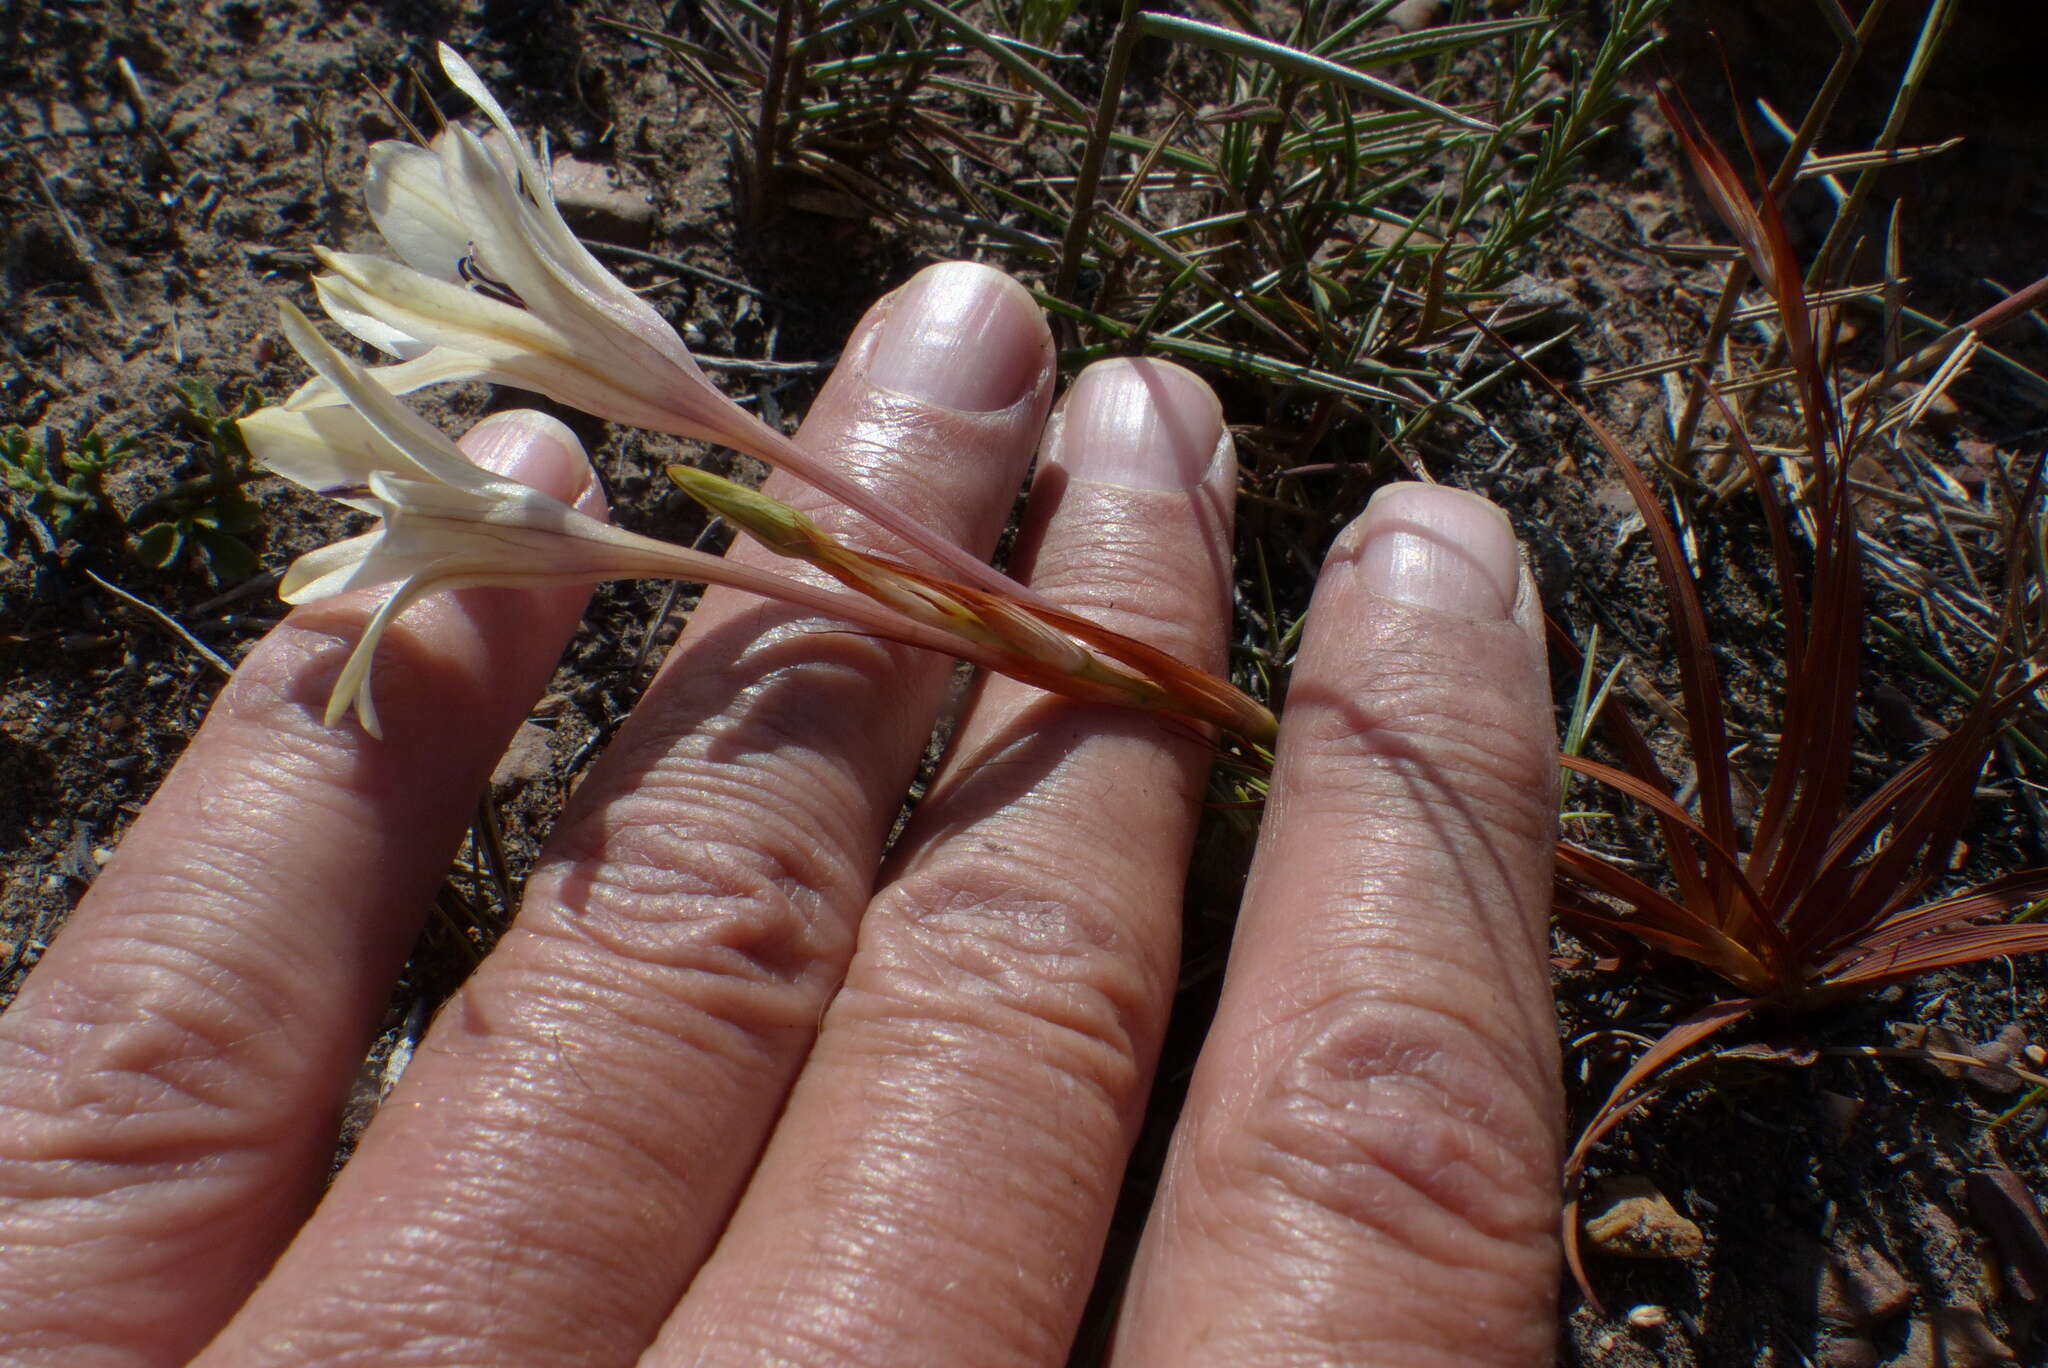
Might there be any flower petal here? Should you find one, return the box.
[326,573,438,737]
[274,301,504,494]
[287,346,498,408]
[238,405,393,511]
[363,140,471,283]
[312,271,428,359]
[312,250,572,365]
[276,529,441,603]
[369,469,583,536]
[436,44,554,208]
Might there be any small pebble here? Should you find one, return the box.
[491,721,556,789]
[1582,1176,1705,1259]
[1384,0,1445,32]
[549,154,656,247]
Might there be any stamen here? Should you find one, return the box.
[457,248,527,309]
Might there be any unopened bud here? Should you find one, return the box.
[667,465,819,558]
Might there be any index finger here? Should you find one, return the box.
[0,411,603,1367]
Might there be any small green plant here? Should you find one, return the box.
[119,378,267,583]
[2,381,268,581]
[0,423,134,538]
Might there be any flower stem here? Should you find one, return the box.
[725,403,1054,609]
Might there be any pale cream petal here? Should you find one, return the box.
[368,472,580,546]
[275,530,437,604]
[326,574,437,737]
[274,302,497,493]
[238,405,387,510]
[435,44,553,208]
[312,250,571,362]
[312,272,427,359]
[363,140,470,281]
[288,347,497,408]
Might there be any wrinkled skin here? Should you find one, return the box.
[0,262,1562,1368]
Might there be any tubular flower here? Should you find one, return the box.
[250,41,1275,748]
[296,42,1025,600]
[242,301,1277,745]
[243,303,986,738]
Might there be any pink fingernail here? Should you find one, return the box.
[868,262,1046,413]
[460,410,598,510]
[1050,358,1222,492]
[1344,483,1520,620]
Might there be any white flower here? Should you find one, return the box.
[296,42,1026,601]
[240,47,1279,745]
[244,301,972,738]
[301,48,751,450]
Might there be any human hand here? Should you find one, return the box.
[0,262,1561,1367]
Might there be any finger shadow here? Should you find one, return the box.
[898,692,1213,858]
[541,603,959,919]
[1281,679,1561,1070]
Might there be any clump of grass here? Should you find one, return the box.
[605,0,1666,425]
[585,0,1671,822]
[1544,64,2048,1303]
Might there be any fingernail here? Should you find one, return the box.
[1050,358,1222,491]
[460,410,597,509]
[1341,483,1520,619]
[868,262,1046,413]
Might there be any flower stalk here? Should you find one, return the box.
[668,465,1279,744]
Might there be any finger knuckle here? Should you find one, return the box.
[543,775,857,993]
[5,946,300,1134]
[850,851,1161,1102]
[1207,993,1558,1268]
[539,847,847,1025]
